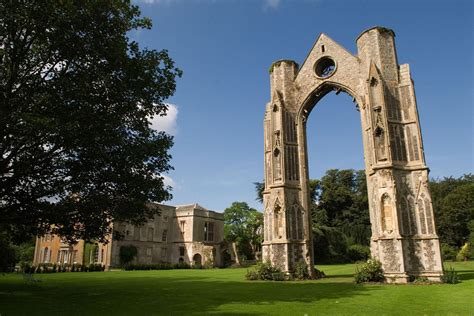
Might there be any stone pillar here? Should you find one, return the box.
[357,27,443,282]
[262,60,315,275]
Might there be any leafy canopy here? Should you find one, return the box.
[0,0,182,242]
[223,201,263,259]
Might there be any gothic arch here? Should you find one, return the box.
[262,27,443,282]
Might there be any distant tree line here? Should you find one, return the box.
[430,174,474,260]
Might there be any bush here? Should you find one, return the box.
[21,263,104,273]
[441,243,458,261]
[314,267,326,279]
[442,266,459,284]
[119,245,138,266]
[123,263,185,271]
[245,261,282,281]
[354,258,384,283]
[293,260,309,280]
[347,244,370,262]
[271,272,285,281]
[174,262,191,269]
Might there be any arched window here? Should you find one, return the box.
[400,197,410,235]
[424,198,434,234]
[381,194,394,233]
[417,199,427,234]
[408,196,417,234]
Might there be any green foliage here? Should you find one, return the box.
[354,258,384,283]
[312,225,349,263]
[0,0,182,243]
[441,243,458,261]
[254,181,265,203]
[456,243,472,261]
[22,263,104,273]
[310,169,371,264]
[123,263,195,271]
[12,242,35,265]
[245,261,282,281]
[293,259,310,280]
[442,266,459,284]
[119,245,138,266]
[0,234,16,273]
[84,243,97,265]
[347,244,370,262]
[224,202,263,260]
[430,175,474,247]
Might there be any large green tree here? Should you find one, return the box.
[430,175,474,247]
[223,202,263,260]
[0,0,182,242]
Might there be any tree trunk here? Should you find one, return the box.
[231,242,240,265]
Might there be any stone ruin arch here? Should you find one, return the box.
[262,27,443,283]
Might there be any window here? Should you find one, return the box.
[43,247,49,263]
[162,229,168,242]
[94,246,99,263]
[314,56,336,78]
[147,227,154,241]
[179,246,185,257]
[146,247,152,256]
[133,226,140,241]
[180,220,186,237]
[204,222,214,242]
[161,247,167,260]
[73,250,78,264]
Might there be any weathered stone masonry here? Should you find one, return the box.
[262,27,443,282]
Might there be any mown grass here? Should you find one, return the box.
[0,261,473,315]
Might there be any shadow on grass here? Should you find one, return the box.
[457,270,474,281]
[0,272,376,315]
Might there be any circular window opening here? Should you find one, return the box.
[315,57,336,78]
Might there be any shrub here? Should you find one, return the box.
[174,262,191,269]
[271,272,285,281]
[123,263,186,271]
[354,258,384,283]
[441,243,458,261]
[245,261,282,281]
[293,260,309,280]
[314,267,326,279]
[245,270,259,280]
[347,244,370,262]
[442,266,459,284]
[119,245,138,266]
[87,263,105,272]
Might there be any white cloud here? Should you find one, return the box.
[149,103,178,136]
[263,0,281,10]
[163,174,181,190]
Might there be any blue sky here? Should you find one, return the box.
[133,0,473,212]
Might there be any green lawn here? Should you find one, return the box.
[0,262,473,315]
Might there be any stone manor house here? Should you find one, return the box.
[34,203,225,268]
